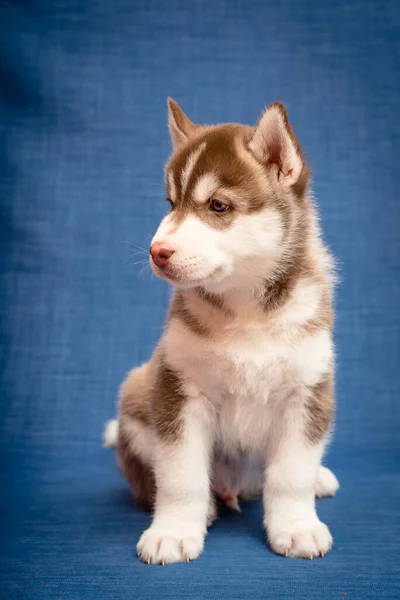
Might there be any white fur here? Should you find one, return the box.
[294,330,333,387]
[193,173,219,204]
[167,171,177,203]
[151,214,227,283]
[181,143,206,195]
[154,212,175,238]
[122,417,155,466]
[137,395,212,564]
[264,430,332,559]
[238,464,339,502]
[103,419,118,448]
[151,206,284,288]
[315,465,340,498]
[136,273,334,563]
[165,292,332,455]
[281,279,322,327]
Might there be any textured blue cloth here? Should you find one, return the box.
[1,1,399,598]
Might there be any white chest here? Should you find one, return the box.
[165,319,332,404]
[164,317,332,453]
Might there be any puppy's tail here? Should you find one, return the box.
[103,419,119,448]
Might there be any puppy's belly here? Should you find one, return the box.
[212,411,265,510]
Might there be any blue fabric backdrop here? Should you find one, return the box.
[1,1,399,598]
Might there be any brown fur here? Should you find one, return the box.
[301,286,334,336]
[168,287,233,339]
[304,374,335,444]
[119,355,188,444]
[119,363,152,425]
[168,97,199,141]
[165,124,290,231]
[169,291,209,337]
[151,357,187,442]
[117,356,189,507]
[117,421,155,511]
[116,365,156,509]
[261,253,309,313]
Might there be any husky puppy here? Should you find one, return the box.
[104,99,339,564]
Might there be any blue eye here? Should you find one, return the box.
[210,199,229,213]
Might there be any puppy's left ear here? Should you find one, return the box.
[168,98,199,151]
[249,103,306,188]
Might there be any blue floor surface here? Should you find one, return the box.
[1,1,399,598]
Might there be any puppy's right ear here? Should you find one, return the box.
[168,98,199,151]
[249,103,305,187]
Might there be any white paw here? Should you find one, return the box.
[315,466,340,498]
[137,525,205,565]
[268,518,333,559]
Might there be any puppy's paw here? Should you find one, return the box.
[268,518,332,559]
[315,466,340,498]
[137,525,205,565]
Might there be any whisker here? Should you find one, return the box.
[122,242,149,259]
[139,264,151,277]
[126,259,149,267]
[122,241,148,252]
[130,249,149,256]
[125,251,148,260]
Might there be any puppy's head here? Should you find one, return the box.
[149,99,309,290]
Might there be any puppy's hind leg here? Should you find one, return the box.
[111,364,157,511]
[315,466,339,498]
[117,416,156,511]
[240,462,340,503]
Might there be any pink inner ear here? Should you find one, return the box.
[250,106,303,184]
[168,99,199,151]
[169,121,187,151]
[267,135,283,170]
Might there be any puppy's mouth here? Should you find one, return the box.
[150,257,223,287]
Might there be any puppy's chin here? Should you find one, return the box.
[150,259,227,289]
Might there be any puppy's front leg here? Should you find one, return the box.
[137,382,212,565]
[264,385,334,559]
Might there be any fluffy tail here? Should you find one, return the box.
[103,419,119,448]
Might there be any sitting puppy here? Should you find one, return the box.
[104,99,339,565]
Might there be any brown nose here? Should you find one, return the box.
[150,242,175,268]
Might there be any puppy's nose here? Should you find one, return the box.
[150,242,175,268]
